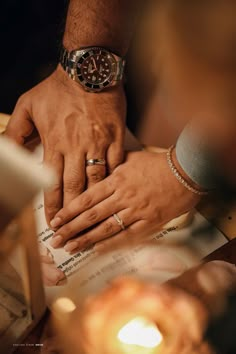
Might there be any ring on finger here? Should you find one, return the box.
[113,213,125,230]
[86,158,106,166]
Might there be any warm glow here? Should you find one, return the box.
[117,316,163,348]
[52,297,76,313]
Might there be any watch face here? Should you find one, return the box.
[77,48,117,91]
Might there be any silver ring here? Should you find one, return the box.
[113,213,125,230]
[86,158,106,166]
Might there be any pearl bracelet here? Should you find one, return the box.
[167,146,208,196]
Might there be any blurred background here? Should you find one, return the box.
[0,0,143,135]
[0,0,173,141]
[2,0,236,150]
[0,0,67,114]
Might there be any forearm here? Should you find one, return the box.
[63,0,141,55]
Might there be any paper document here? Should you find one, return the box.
[33,139,228,305]
[34,193,228,305]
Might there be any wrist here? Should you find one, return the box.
[53,64,81,91]
[167,146,208,196]
[54,65,125,98]
[59,45,125,93]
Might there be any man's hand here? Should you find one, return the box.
[48,149,201,253]
[6,66,126,224]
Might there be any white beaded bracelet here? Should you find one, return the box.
[167,146,208,196]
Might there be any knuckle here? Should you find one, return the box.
[124,187,136,200]
[82,234,91,248]
[64,180,83,193]
[86,210,98,223]
[16,94,30,111]
[112,172,123,185]
[90,123,108,139]
[88,171,105,183]
[153,207,161,221]
[16,93,27,106]
[80,194,92,209]
[111,191,122,207]
[139,196,150,210]
[60,224,73,239]
[104,221,114,235]
[51,182,62,194]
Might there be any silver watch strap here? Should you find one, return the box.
[116,57,125,82]
[60,46,78,79]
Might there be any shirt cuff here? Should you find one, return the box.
[176,126,219,190]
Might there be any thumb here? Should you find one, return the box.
[5,97,34,145]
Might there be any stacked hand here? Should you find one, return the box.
[49,149,201,253]
[6,66,126,225]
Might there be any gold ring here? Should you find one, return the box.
[113,213,125,230]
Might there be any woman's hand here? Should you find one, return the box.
[49,149,201,253]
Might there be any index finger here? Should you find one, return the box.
[6,100,34,144]
[50,177,114,229]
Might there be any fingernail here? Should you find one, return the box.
[50,217,62,229]
[51,269,65,286]
[50,235,63,248]
[56,269,65,282]
[64,241,78,253]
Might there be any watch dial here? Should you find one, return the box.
[80,52,112,85]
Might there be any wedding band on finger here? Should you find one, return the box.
[86,158,106,166]
[113,213,126,230]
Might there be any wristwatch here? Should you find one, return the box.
[60,46,125,92]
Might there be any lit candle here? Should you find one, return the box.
[52,297,77,314]
[117,316,163,354]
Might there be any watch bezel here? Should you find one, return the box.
[74,47,118,92]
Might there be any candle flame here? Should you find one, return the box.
[52,297,76,313]
[117,316,163,348]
